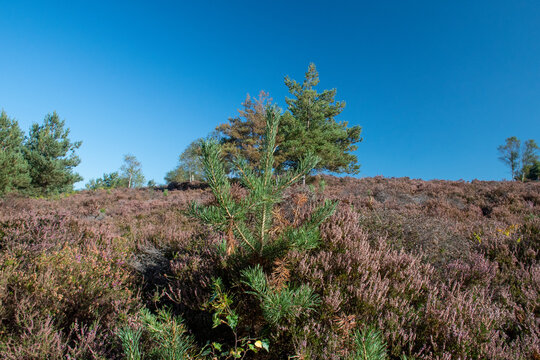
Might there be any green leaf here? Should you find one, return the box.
[226,313,239,330]
[212,313,221,328]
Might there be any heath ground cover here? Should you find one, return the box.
[0,177,538,359]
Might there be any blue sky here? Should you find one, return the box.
[1,0,539,186]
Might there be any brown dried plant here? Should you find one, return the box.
[270,207,291,236]
[333,314,357,336]
[292,193,309,226]
[269,258,291,292]
[226,221,237,255]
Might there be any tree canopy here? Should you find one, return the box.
[215,64,362,179]
[85,171,127,190]
[498,137,539,181]
[498,137,521,180]
[0,110,31,195]
[527,160,540,181]
[165,139,205,184]
[216,91,285,170]
[120,154,145,188]
[278,63,362,175]
[23,112,82,195]
[518,139,539,181]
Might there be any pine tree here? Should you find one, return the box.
[0,110,31,195]
[350,326,389,360]
[216,91,285,170]
[519,139,539,181]
[23,112,82,195]
[191,106,336,258]
[527,160,540,181]
[279,63,362,183]
[190,106,337,337]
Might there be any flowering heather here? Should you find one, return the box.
[0,177,538,359]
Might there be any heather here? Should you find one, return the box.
[0,176,538,359]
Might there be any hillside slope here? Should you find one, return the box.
[0,177,538,359]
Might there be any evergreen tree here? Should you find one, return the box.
[191,107,336,258]
[190,107,337,344]
[527,160,540,181]
[0,110,31,195]
[279,63,362,182]
[24,112,82,195]
[216,91,285,170]
[120,154,145,188]
[519,139,539,181]
[350,326,389,360]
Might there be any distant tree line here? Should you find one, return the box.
[1,64,362,196]
[166,63,363,184]
[0,109,153,196]
[498,137,539,181]
[85,154,147,190]
[0,110,82,196]
[3,63,536,198]
[165,139,204,184]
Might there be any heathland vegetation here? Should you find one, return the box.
[0,175,538,359]
[0,64,538,359]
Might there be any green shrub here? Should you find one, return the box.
[189,106,337,355]
[350,326,388,360]
[118,326,142,360]
[119,307,197,360]
[241,265,320,326]
[190,107,336,260]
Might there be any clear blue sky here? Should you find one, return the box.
[1,0,539,186]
